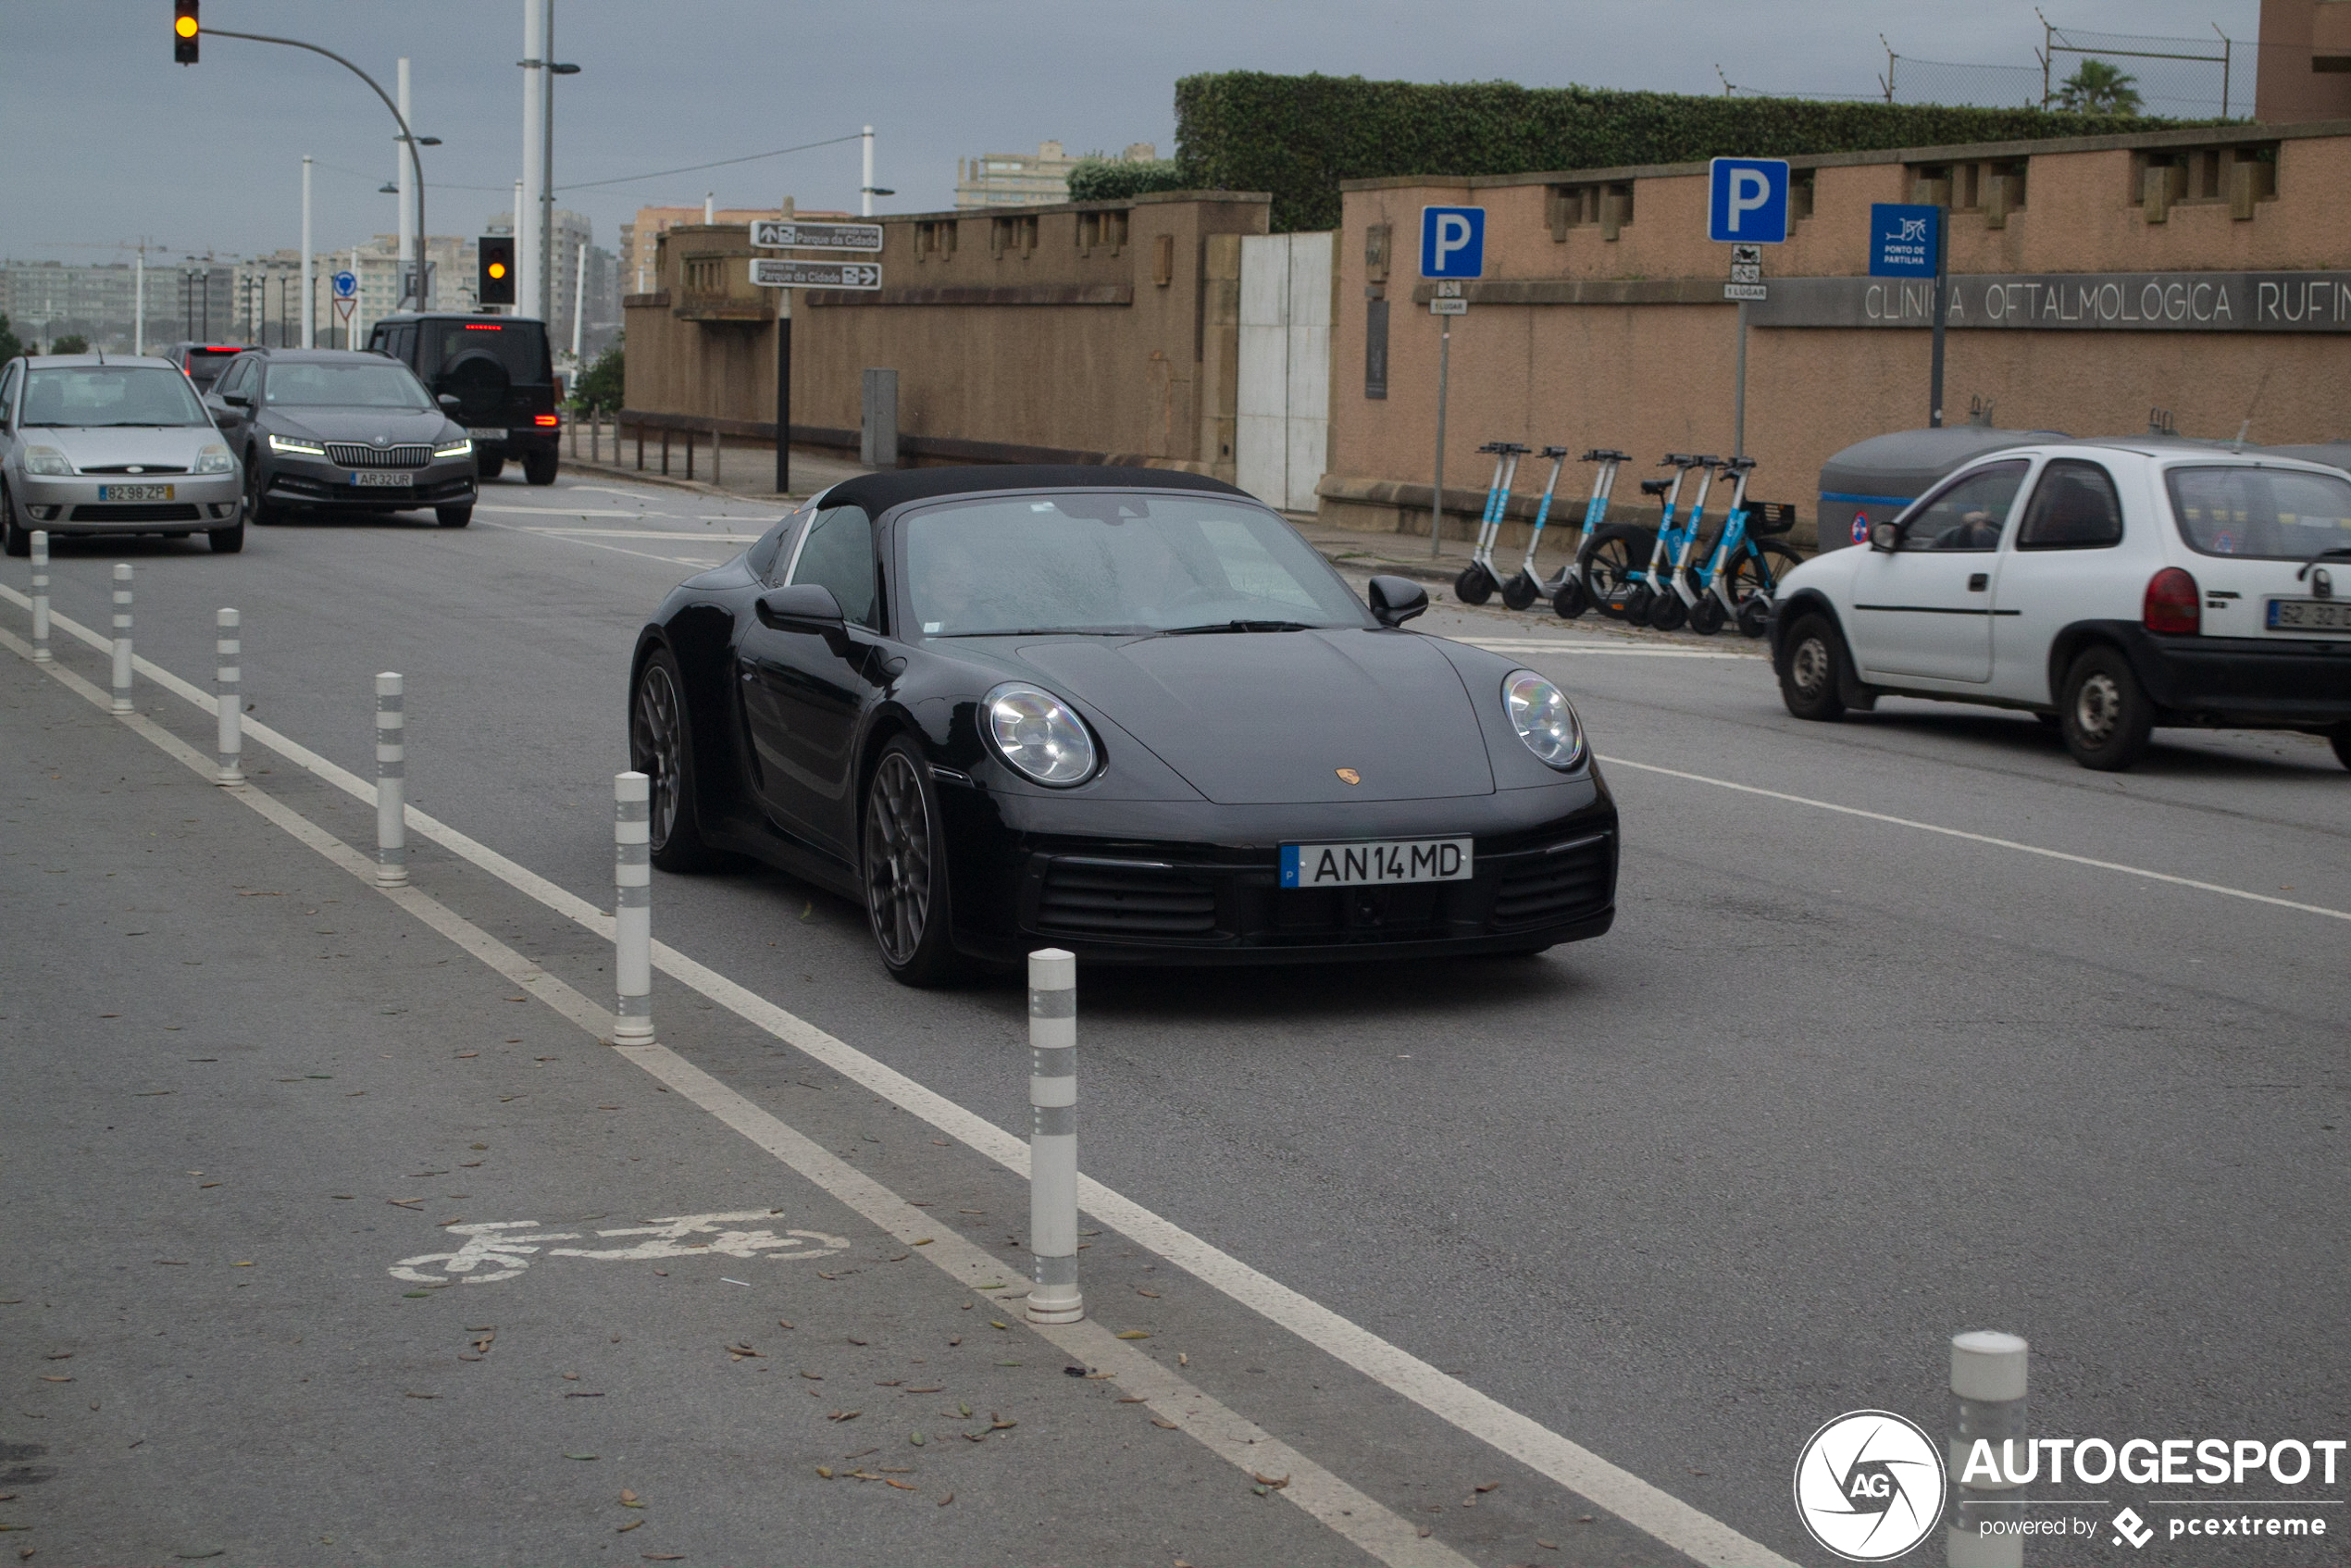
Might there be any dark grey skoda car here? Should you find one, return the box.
[204,348,479,528]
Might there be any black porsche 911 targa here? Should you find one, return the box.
[628,466,1618,984]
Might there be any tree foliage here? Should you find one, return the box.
[1173,72,2198,231]
[1065,157,1189,203]
[2053,60,2143,116]
[573,338,623,413]
[49,333,89,355]
[0,315,22,365]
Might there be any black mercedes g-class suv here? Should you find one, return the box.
[367,312,560,484]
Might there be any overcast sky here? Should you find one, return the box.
[0,0,2262,266]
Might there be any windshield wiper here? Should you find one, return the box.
[1160,619,1320,636]
[2298,545,2351,582]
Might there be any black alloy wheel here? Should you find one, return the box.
[630,649,716,871]
[2059,645,2154,771]
[243,456,280,526]
[863,738,962,987]
[523,449,559,486]
[1778,612,1847,722]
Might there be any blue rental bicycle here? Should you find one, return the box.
[1453,442,1529,605]
[1678,456,1805,638]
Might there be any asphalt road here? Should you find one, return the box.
[5,469,2345,1567]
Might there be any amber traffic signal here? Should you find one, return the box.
[478,235,516,305]
[173,0,199,64]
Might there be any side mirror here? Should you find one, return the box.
[437,393,462,410]
[1366,575,1429,627]
[755,582,845,630]
[1869,520,1899,554]
[219,391,250,409]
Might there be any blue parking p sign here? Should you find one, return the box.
[1707,158,1789,244]
[1419,206,1485,279]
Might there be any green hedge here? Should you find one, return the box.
[1065,157,1189,203]
[1174,73,2202,231]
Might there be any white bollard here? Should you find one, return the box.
[1947,1331,2028,1568]
[29,531,51,663]
[109,563,133,712]
[1026,948,1083,1325]
[214,609,242,785]
[374,672,407,888]
[612,771,655,1045]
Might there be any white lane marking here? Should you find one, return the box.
[1464,639,1750,660]
[514,528,762,544]
[389,1213,850,1285]
[3,595,1792,1568]
[0,628,1478,1568]
[472,505,647,517]
[468,520,728,569]
[1598,753,2351,923]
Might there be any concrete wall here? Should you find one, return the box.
[621,192,1270,479]
[2258,0,2351,122]
[1327,121,2351,549]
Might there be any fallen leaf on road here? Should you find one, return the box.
[565,1453,598,1461]
[1537,1539,1559,1549]
[1151,1418,1178,1430]
[388,1199,424,1209]
[436,1217,466,1227]
[844,1449,878,1460]
[1476,1482,1499,1493]
[875,1379,902,1388]
[619,1489,640,1505]
[938,1492,953,1507]
[989,1321,1008,1331]
[913,1238,933,1246]
[847,1336,868,1346]
[989,1418,1016,1431]
[43,1354,68,1362]
[909,1432,925,1446]
[957,1403,971,1418]
[1135,1288,1160,1298]
[884,1479,916,1491]
[155,1260,189,1266]
[815,1466,834,1479]
[1177,1353,1188,1366]
[454,1052,479,1059]
[906,1385,942,1393]
[827,1410,861,1422]
[798,1371,823,1381]
[563,1373,579,1381]
[1419,1527,1433,1538]
[1576,1515,1595,1524]
[1117,1396,1147,1404]
[726,1344,761,1358]
[962,1431,985,1442]
[616,1518,641,1533]
[947,1336,962,1347]
[641,1555,685,1562]
[1254,1472,1290,1488]
[777,1320,795,1330]
[565,1391,603,1398]
[1115,1330,1151,1340]
[404,1392,439,1400]
[37,1377,69,1384]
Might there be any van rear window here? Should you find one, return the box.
[425,320,549,385]
[2167,466,2351,560]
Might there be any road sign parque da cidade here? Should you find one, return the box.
[1708,159,1790,245]
[749,219,882,252]
[1420,206,1485,279]
[749,257,881,290]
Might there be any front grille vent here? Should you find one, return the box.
[81,464,190,475]
[1491,833,1613,928]
[327,443,430,468]
[1037,859,1216,938]
[70,503,202,523]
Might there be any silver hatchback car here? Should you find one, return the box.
[0,354,245,555]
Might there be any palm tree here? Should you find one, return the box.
[2053,59,2143,116]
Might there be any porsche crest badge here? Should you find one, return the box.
[1335,767,1362,785]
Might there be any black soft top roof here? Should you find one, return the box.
[825,465,1248,516]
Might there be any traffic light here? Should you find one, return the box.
[478,235,516,305]
[173,0,199,64]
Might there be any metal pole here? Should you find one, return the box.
[570,236,588,363]
[1734,300,1749,459]
[396,58,415,305]
[774,299,792,494]
[215,609,242,785]
[109,565,133,713]
[519,0,542,322]
[540,0,556,330]
[1026,947,1082,1325]
[712,428,722,488]
[1929,202,1948,429]
[29,531,50,664]
[133,247,144,356]
[862,126,876,218]
[375,673,407,889]
[613,771,655,1045]
[1947,1332,2027,1568]
[302,157,315,348]
[1428,318,1450,557]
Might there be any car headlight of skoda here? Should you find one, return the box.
[268,433,328,457]
[194,442,234,474]
[22,446,72,476]
[984,682,1097,787]
[433,437,474,459]
[1502,669,1586,770]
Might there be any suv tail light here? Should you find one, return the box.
[533,413,560,427]
[2144,566,2200,634]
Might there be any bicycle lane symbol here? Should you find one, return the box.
[390,1211,852,1287]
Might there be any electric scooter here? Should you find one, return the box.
[1545,448,1629,619]
[1601,454,1701,625]
[1686,456,1756,635]
[1499,446,1571,610]
[1648,455,1722,631]
[1453,442,1528,605]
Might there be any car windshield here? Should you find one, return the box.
[265,361,436,410]
[2167,465,2351,561]
[902,492,1369,637]
[20,367,209,427]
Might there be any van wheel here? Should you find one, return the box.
[1778,613,1847,722]
[2059,646,2154,771]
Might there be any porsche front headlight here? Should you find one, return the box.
[268,433,328,457]
[22,446,72,476]
[984,682,1097,787]
[1503,670,1586,770]
[194,442,234,474]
